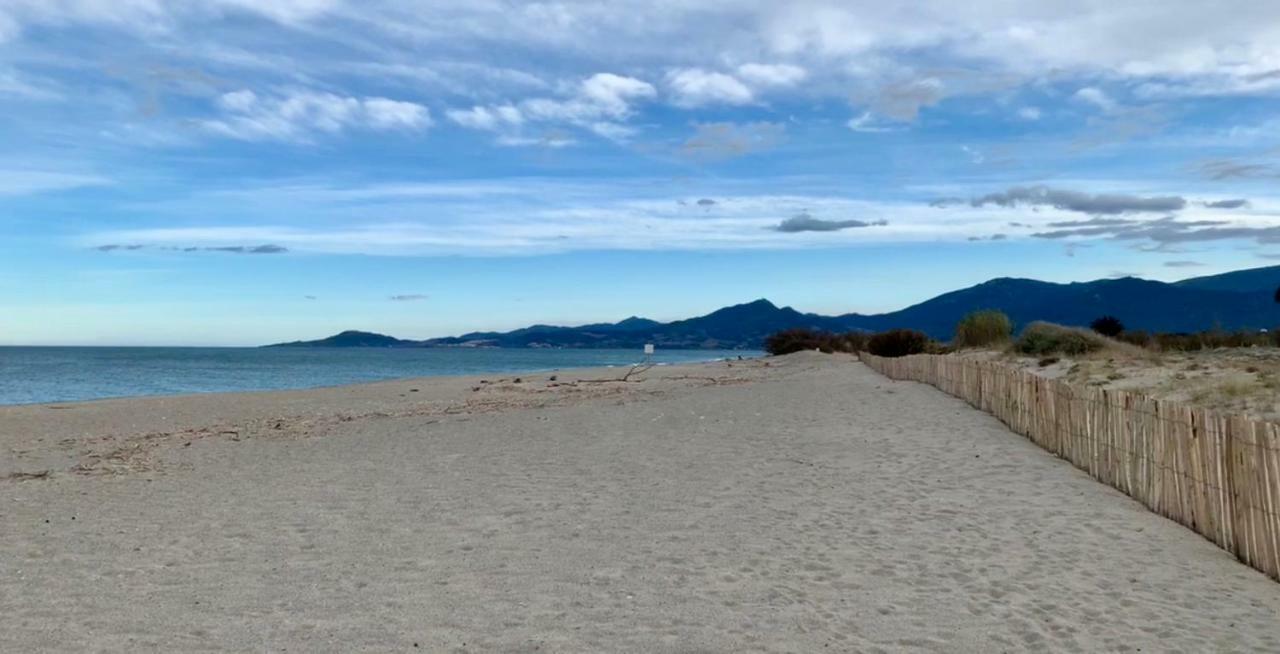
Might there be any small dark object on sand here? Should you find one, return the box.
[513,377,522,383]
[410,388,419,392]
[549,375,557,381]
[7,470,52,482]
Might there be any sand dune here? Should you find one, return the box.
[3,353,1279,652]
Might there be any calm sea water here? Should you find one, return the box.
[0,347,759,406]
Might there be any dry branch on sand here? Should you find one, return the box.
[575,362,656,383]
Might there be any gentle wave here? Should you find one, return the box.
[0,347,759,405]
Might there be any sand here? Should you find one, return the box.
[3,352,1279,652]
[966,346,1280,422]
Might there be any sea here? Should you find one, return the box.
[0,347,759,406]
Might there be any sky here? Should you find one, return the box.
[3,1,1280,346]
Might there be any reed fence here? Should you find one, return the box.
[859,352,1280,581]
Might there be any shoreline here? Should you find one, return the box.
[0,348,757,409]
[1,356,777,480]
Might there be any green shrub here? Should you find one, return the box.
[867,329,930,358]
[926,340,955,355]
[1014,322,1106,356]
[1090,315,1125,337]
[765,328,835,355]
[954,310,1013,348]
[764,329,870,355]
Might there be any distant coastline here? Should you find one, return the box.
[267,264,1280,350]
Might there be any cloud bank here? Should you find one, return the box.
[774,213,888,233]
[968,186,1187,215]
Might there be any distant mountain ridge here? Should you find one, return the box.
[267,264,1280,349]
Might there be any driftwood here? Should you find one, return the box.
[575,361,656,384]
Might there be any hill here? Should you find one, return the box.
[836,275,1278,337]
[266,265,1280,348]
[269,330,413,348]
[1175,264,1280,294]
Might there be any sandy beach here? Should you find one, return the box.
[3,352,1280,652]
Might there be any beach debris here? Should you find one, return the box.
[513,377,522,384]
[5,470,51,482]
[549,375,557,381]
[577,361,655,384]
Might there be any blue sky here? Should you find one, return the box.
[3,2,1280,345]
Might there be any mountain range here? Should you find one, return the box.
[268,264,1280,349]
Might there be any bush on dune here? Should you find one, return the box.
[765,328,871,355]
[867,328,930,358]
[1154,330,1278,352]
[765,328,832,355]
[836,331,870,353]
[1014,322,1107,356]
[1090,315,1125,337]
[1116,330,1152,348]
[954,310,1013,348]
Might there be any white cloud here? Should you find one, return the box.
[736,63,808,87]
[446,104,524,131]
[1074,87,1117,111]
[522,73,655,123]
[9,2,1280,94]
[1017,106,1042,121]
[587,122,637,141]
[0,169,111,196]
[6,0,1280,157]
[0,66,60,100]
[81,176,1280,256]
[451,73,655,143]
[202,89,431,141]
[0,0,337,42]
[210,0,339,24]
[364,98,432,130]
[495,133,575,148]
[666,68,754,107]
[217,89,258,112]
[578,73,657,115]
[847,112,897,133]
